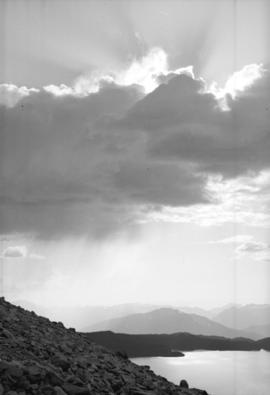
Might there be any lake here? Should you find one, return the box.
[132,351,270,395]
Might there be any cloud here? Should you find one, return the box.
[208,233,270,262]
[105,64,269,179]
[0,74,207,239]
[237,241,270,253]
[206,232,270,263]
[209,64,264,103]
[1,245,45,260]
[0,48,194,105]
[2,246,28,259]
[114,161,207,206]
[209,235,253,245]
[236,240,270,263]
[143,171,270,228]
[117,63,270,178]
[1,49,270,239]
[0,48,191,104]
[74,47,194,95]
[0,84,38,107]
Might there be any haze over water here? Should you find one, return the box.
[133,351,270,395]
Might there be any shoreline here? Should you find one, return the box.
[85,331,270,358]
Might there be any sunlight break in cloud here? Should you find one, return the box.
[0,47,263,108]
[74,47,194,95]
[0,48,194,104]
[144,171,270,229]
[224,64,265,98]
[209,63,264,109]
[45,48,171,96]
[0,84,38,107]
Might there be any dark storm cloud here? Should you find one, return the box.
[0,80,207,239]
[121,74,218,131]
[1,66,269,239]
[119,70,270,178]
[114,161,207,206]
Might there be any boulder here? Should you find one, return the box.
[54,387,68,395]
[62,383,91,395]
[180,379,189,388]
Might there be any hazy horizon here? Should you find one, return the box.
[8,295,270,312]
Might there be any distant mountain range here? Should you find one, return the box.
[12,300,159,330]
[177,304,237,319]
[14,300,270,339]
[85,331,270,358]
[84,307,257,338]
[212,304,270,331]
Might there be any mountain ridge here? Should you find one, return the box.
[213,304,270,333]
[83,307,257,339]
[13,300,270,340]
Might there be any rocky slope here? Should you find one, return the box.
[0,298,208,395]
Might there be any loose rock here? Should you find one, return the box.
[180,379,189,388]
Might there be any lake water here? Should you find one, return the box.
[132,351,270,395]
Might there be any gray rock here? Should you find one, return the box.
[180,379,189,388]
[62,383,90,395]
[54,387,68,395]
[41,385,56,395]
[46,370,64,386]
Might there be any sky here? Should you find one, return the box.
[0,0,270,309]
